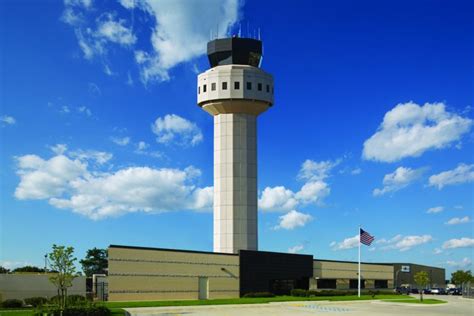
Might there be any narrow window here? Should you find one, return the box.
[266,84,270,93]
[203,84,207,92]
[198,86,200,94]
[246,82,252,90]
[211,83,216,91]
[222,82,228,90]
[234,81,240,90]
[258,83,262,91]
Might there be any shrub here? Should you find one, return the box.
[290,289,308,297]
[242,292,275,298]
[49,295,87,306]
[35,304,111,316]
[1,299,23,308]
[24,297,48,307]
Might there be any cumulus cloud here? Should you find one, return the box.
[427,206,444,214]
[78,106,92,116]
[288,244,304,254]
[445,216,471,225]
[363,102,472,162]
[62,0,242,83]
[259,186,298,211]
[15,155,87,200]
[134,141,162,158]
[14,151,212,220]
[274,210,313,230]
[442,238,474,249]
[130,0,241,83]
[1,115,16,126]
[428,164,474,189]
[111,136,130,146]
[50,144,68,155]
[331,235,359,250]
[259,159,335,212]
[377,234,432,252]
[373,166,424,196]
[151,114,203,146]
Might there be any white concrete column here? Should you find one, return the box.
[214,113,258,253]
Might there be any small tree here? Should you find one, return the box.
[0,266,9,273]
[48,244,77,310]
[451,270,473,287]
[414,271,430,302]
[80,248,108,276]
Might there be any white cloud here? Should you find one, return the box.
[427,206,444,214]
[96,15,136,46]
[63,0,241,84]
[351,168,362,175]
[446,257,472,268]
[331,235,359,250]
[134,141,162,158]
[288,244,304,254]
[298,159,340,181]
[50,144,68,155]
[433,248,443,255]
[131,0,241,83]
[15,155,87,200]
[151,114,203,146]
[274,210,313,230]
[78,106,92,116]
[14,152,212,220]
[61,105,71,113]
[69,150,113,165]
[259,186,298,211]
[119,0,135,9]
[259,159,336,212]
[294,181,330,204]
[378,234,432,252]
[111,136,130,146]
[1,115,16,125]
[428,164,474,189]
[442,238,474,249]
[373,166,424,196]
[445,216,471,225]
[363,102,473,162]
[136,141,149,151]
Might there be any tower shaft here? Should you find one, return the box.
[214,113,258,253]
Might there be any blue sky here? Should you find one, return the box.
[1,0,473,276]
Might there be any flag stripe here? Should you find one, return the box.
[360,228,374,246]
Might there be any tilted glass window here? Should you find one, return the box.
[234,81,240,90]
[246,82,252,90]
[258,83,262,91]
[203,84,207,92]
[222,82,228,90]
[211,83,216,91]
[266,84,270,93]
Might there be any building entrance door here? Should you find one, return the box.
[198,277,209,300]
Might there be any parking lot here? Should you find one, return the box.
[125,295,473,316]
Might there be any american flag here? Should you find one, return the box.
[360,228,375,246]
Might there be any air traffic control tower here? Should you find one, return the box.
[197,37,274,254]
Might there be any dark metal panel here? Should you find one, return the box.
[239,250,313,295]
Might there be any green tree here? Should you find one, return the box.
[12,265,44,273]
[451,270,473,287]
[414,271,430,302]
[48,244,77,310]
[80,248,108,276]
[0,266,10,273]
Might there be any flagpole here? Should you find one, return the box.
[358,225,361,298]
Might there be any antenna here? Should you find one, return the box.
[216,23,219,39]
[258,28,261,40]
[238,23,241,37]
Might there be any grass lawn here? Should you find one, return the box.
[381,298,447,304]
[105,294,404,309]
